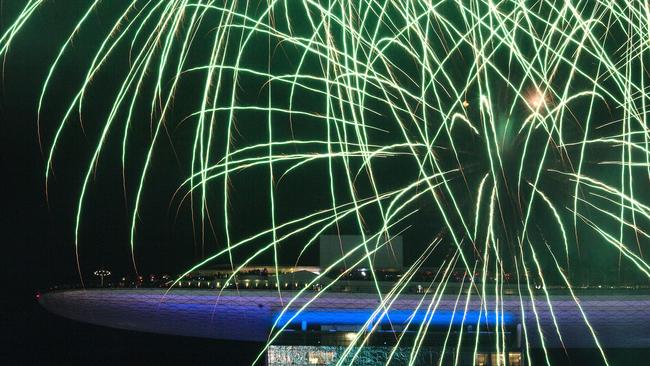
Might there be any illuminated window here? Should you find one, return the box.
[307,351,335,364]
[491,353,506,366]
[476,353,488,366]
[509,352,522,366]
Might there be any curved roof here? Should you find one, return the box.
[39,289,650,348]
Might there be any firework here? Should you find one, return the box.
[7,1,650,365]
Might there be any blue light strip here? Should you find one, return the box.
[275,309,514,327]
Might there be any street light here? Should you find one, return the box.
[93,269,111,287]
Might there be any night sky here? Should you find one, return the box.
[1,1,471,286]
[0,1,641,290]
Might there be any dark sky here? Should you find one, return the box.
[1,1,100,288]
[1,0,646,296]
[0,1,449,287]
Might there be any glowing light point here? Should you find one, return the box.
[93,269,111,287]
[526,89,548,111]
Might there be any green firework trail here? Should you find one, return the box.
[6,1,650,365]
